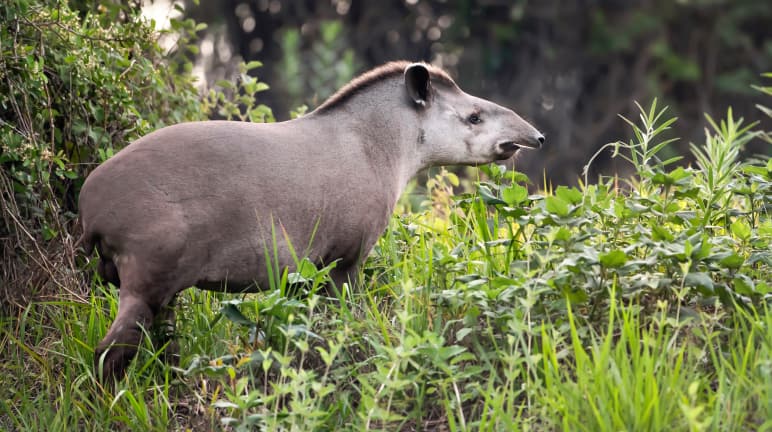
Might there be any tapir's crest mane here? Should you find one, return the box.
[315,61,458,113]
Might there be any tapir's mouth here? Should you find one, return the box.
[496,141,525,160]
[496,139,541,159]
[498,141,521,152]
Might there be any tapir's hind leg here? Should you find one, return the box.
[94,258,181,382]
[95,291,156,382]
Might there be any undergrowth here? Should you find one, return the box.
[2,100,770,430]
[1,1,771,431]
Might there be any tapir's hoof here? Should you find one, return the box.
[94,344,137,382]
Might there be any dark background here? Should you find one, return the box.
[177,0,772,185]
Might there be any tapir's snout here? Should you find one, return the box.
[519,132,544,150]
[497,130,544,158]
[500,107,544,151]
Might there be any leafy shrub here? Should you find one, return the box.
[0,0,272,308]
[1,0,203,235]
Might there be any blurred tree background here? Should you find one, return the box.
[176,0,771,185]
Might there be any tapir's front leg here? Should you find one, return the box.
[329,265,359,296]
[152,294,179,366]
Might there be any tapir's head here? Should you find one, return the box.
[404,62,543,165]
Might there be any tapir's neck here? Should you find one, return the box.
[306,80,426,202]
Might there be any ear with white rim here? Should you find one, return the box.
[404,63,431,107]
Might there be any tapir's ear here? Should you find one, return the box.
[404,63,431,107]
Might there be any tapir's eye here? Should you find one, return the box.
[468,113,482,125]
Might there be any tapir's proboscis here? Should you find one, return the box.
[78,61,543,381]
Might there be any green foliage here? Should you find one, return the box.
[0,0,276,244]
[202,61,275,123]
[0,0,277,311]
[1,100,770,429]
[1,2,770,428]
[0,0,204,240]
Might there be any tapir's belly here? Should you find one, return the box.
[194,278,259,293]
[187,213,364,293]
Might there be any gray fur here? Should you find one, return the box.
[79,61,543,380]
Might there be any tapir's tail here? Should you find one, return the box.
[77,225,120,287]
[76,230,95,256]
[75,218,96,256]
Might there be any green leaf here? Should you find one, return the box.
[756,282,770,295]
[719,253,744,270]
[669,166,691,181]
[651,224,674,241]
[446,172,460,187]
[478,185,506,205]
[545,196,570,217]
[245,60,263,71]
[502,184,528,205]
[455,327,473,342]
[759,220,772,237]
[555,186,583,204]
[508,170,530,183]
[652,168,688,187]
[552,226,572,242]
[684,272,714,294]
[562,287,588,304]
[732,275,754,295]
[220,303,258,327]
[730,219,752,241]
[600,249,628,268]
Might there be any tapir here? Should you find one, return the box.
[78,61,543,380]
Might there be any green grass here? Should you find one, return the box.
[1,105,770,431]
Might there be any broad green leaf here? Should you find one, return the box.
[553,226,572,242]
[684,272,714,294]
[478,185,506,205]
[545,196,570,217]
[508,170,530,183]
[719,253,744,269]
[245,60,263,70]
[730,219,752,240]
[651,224,674,241]
[732,275,754,295]
[759,220,772,237]
[756,282,770,295]
[600,249,628,268]
[446,172,460,186]
[555,186,583,204]
[502,183,528,205]
[455,327,473,342]
[562,287,588,304]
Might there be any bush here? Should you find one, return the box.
[0,0,238,309]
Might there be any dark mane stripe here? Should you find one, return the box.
[314,61,457,113]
